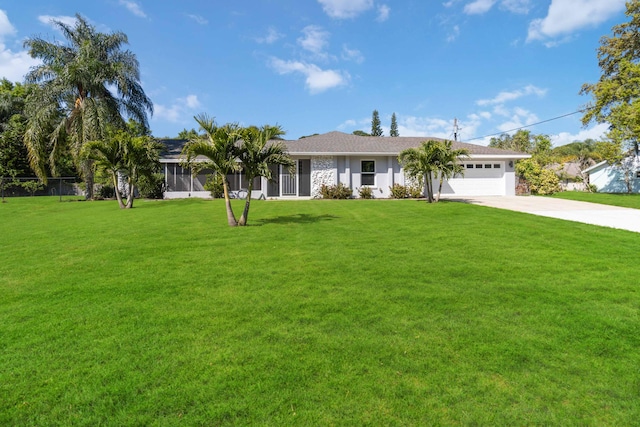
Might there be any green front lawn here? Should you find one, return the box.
[552,191,640,209]
[1,197,639,425]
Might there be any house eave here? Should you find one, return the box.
[285,152,531,159]
[582,160,608,174]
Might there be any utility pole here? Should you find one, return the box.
[453,118,459,142]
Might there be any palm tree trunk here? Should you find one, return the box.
[425,172,434,203]
[111,171,126,209]
[222,179,238,227]
[436,172,444,203]
[238,179,254,226]
[126,182,134,208]
[83,160,95,200]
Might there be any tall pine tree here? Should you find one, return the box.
[371,110,383,136]
[390,112,399,137]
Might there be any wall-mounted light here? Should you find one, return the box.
[509,161,514,168]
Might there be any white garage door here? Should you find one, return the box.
[441,162,505,196]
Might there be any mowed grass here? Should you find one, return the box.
[1,197,639,425]
[552,191,640,209]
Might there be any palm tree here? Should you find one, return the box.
[22,14,153,200]
[82,136,126,208]
[399,140,444,203]
[82,130,161,209]
[237,125,294,226]
[433,140,469,202]
[121,135,162,208]
[182,115,242,227]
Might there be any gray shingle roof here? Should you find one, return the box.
[283,131,530,157]
[159,131,530,160]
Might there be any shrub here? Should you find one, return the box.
[204,174,224,198]
[320,183,352,199]
[96,184,115,199]
[358,186,374,199]
[408,185,423,198]
[20,180,44,196]
[389,183,408,199]
[389,183,423,199]
[138,173,165,199]
[516,159,560,195]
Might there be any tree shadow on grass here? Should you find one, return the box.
[254,213,339,226]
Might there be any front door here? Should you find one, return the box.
[281,165,297,196]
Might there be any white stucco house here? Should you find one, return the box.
[583,154,640,193]
[160,131,530,199]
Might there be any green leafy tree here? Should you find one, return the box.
[177,128,200,140]
[489,130,535,153]
[371,110,383,136]
[0,80,33,179]
[390,112,399,137]
[182,115,242,227]
[23,14,153,200]
[352,130,370,136]
[82,129,161,208]
[581,1,640,154]
[237,125,294,226]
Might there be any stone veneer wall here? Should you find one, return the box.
[311,156,335,198]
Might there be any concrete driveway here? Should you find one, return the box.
[448,196,640,233]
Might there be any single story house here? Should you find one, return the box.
[583,155,640,193]
[160,131,530,199]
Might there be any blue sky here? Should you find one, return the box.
[0,0,628,145]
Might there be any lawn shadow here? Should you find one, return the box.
[255,213,339,226]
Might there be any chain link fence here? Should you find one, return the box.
[0,177,84,201]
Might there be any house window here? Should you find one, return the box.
[636,171,640,178]
[485,164,492,168]
[494,164,501,169]
[361,160,375,186]
[466,164,474,169]
[476,164,483,169]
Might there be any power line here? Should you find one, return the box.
[466,109,590,142]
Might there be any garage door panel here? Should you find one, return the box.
[440,162,505,196]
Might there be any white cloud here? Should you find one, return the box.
[0,44,40,82]
[269,57,349,94]
[298,25,330,55]
[464,0,529,15]
[0,11,40,82]
[0,10,16,37]
[376,4,390,22]
[119,0,147,18]
[464,0,497,15]
[447,25,460,42]
[341,44,364,63]
[37,15,77,28]
[186,14,208,25]
[501,0,530,14]
[153,94,201,123]
[551,123,609,146]
[183,94,201,109]
[317,0,374,19]
[497,107,539,132]
[527,0,626,43]
[477,84,547,106]
[255,27,283,44]
[398,116,452,138]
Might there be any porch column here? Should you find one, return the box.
[345,156,351,188]
[388,156,394,187]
